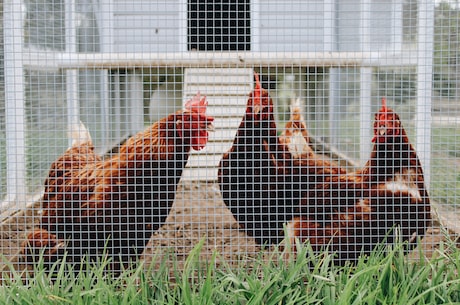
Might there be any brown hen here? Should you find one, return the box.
[279,99,313,159]
[22,92,214,272]
[287,98,431,264]
[218,73,345,246]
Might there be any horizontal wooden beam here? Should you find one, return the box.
[23,49,418,71]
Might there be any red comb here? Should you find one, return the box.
[380,97,388,112]
[254,72,262,100]
[184,91,208,114]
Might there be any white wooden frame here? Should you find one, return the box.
[2,0,435,216]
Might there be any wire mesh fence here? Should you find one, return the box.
[0,0,458,277]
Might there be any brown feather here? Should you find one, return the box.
[218,73,346,245]
[288,98,431,264]
[22,93,214,272]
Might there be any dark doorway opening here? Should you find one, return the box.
[188,0,251,51]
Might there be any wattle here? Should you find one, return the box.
[192,130,209,150]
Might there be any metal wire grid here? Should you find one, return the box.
[0,0,456,276]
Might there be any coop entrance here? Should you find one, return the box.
[187,0,251,51]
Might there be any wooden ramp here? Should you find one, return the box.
[181,68,253,181]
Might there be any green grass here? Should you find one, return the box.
[1,237,460,305]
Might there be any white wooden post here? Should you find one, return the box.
[179,0,188,51]
[94,0,111,152]
[393,0,403,52]
[65,0,81,146]
[323,0,335,52]
[66,69,80,144]
[3,0,27,208]
[99,70,110,154]
[358,0,372,165]
[112,73,121,142]
[416,0,435,187]
[325,0,337,146]
[359,67,373,165]
[251,0,260,52]
[328,68,341,147]
[128,72,145,134]
[98,0,114,53]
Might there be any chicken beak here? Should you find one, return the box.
[372,125,387,143]
[372,124,387,143]
[253,104,270,116]
[252,104,261,115]
[207,122,215,132]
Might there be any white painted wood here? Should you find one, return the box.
[99,0,115,53]
[361,0,371,52]
[328,68,340,147]
[178,0,187,52]
[95,0,112,154]
[112,73,122,145]
[323,0,335,52]
[98,69,111,155]
[65,0,77,53]
[359,67,373,165]
[251,0,260,52]
[93,0,400,54]
[392,0,403,52]
[66,70,80,147]
[104,72,144,152]
[258,1,325,52]
[416,0,435,188]
[22,50,419,70]
[111,0,182,52]
[182,68,253,181]
[127,73,145,134]
[2,0,27,210]
[65,0,81,148]
[368,0,402,51]
[357,1,372,166]
[336,0,361,51]
[5,1,424,194]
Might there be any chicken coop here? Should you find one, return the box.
[0,0,459,278]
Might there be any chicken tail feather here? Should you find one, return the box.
[68,120,92,147]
